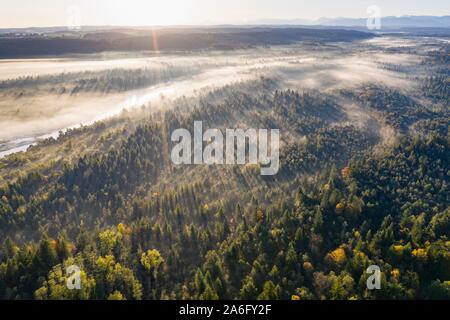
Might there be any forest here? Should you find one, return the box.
[0,27,374,58]
[0,38,448,300]
[0,66,199,96]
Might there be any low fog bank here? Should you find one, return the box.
[0,36,436,156]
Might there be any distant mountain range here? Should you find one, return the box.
[0,16,449,35]
[254,15,450,28]
[318,15,450,28]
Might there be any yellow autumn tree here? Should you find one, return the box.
[412,248,427,261]
[141,249,164,273]
[98,229,122,255]
[328,247,347,265]
[117,223,126,235]
[108,291,125,300]
[141,249,164,299]
[391,269,400,278]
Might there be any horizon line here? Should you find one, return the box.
[1,14,450,30]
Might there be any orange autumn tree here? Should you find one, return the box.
[327,247,347,266]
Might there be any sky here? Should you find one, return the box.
[0,0,449,28]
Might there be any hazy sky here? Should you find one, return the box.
[1,0,449,28]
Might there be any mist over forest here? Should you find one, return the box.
[0,25,449,301]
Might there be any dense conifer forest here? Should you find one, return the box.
[0,41,448,301]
